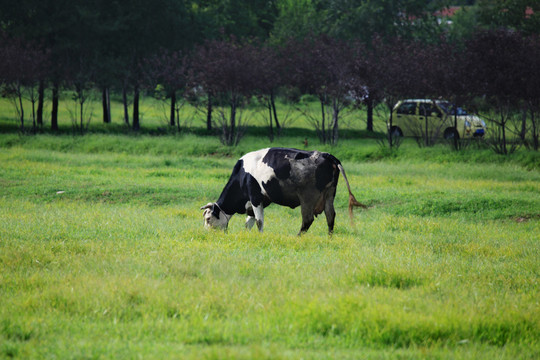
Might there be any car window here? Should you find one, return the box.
[419,103,441,117]
[397,102,417,115]
[438,102,468,116]
[438,102,451,114]
[451,106,468,116]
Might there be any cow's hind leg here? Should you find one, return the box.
[298,204,315,235]
[324,196,336,235]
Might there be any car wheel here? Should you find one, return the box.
[390,126,403,137]
[444,128,459,140]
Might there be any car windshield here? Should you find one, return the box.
[438,102,469,116]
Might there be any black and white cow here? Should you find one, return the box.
[201,147,366,235]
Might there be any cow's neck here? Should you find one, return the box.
[216,180,247,216]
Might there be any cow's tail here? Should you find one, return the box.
[337,163,368,221]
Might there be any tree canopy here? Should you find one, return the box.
[0,0,539,150]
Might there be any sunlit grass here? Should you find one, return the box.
[1,137,539,359]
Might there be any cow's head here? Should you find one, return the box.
[201,203,229,230]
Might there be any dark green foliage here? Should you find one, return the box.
[1,0,540,151]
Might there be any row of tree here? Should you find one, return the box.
[0,1,539,152]
[2,28,538,152]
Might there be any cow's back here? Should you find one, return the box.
[241,148,339,209]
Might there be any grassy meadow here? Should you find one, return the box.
[1,96,539,359]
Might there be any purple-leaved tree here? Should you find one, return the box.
[143,49,189,131]
[284,35,355,145]
[0,34,49,132]
[466,29,529,154]
[192,37,258,146]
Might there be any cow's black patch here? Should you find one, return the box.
[315,159,336,192]
[262,177,299,208]
[212,204,221,219]
[216,160,250,215]
[293,151,310,160]
[262,148,292,180]
[262,177,281,200]
[246,173,264,207]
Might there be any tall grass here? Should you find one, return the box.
[1,134,539,359]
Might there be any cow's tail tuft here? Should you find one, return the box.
[337,164,368,222]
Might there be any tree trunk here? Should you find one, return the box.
[31,88,36,132]
[122,84,130,125]
[102,87,111,123]
[387,104,393,148]
[51,81,59,131]
[79,88,84,135]
[106,88,111,124]
[170,91,176,127]
[454,111,458,150]
[425,113,429,147]
[17,87,24,131]
[532,110,538,151]
[37,80,44,128]
[270,91,280,132]
[320,97,326,144]
[229,101,236,145]
[332,99,339,145]
[520,106,527,142]
[268,99,274,142]
[366,96,373,132]
[502,115,507,155]
[206,93,212,131]
[133,86,140,131]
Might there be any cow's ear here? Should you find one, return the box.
[200,203,213,210]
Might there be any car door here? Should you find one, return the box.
[395,101,418,136]
[418,102,443,139]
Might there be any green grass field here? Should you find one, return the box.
[1,97,539,359]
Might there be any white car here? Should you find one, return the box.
[388,99,486,139]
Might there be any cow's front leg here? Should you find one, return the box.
[252,205,264,232]
[244,201,256,230]
[245,215,256,230]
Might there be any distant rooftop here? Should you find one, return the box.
[434,6,461,18]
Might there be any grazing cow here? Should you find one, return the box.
[201,147,366,235]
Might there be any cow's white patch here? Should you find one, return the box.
[245,215,256,229]
[240,148,275,196]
